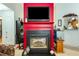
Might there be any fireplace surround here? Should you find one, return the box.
[27,30,50,55]
[23,3,54,56]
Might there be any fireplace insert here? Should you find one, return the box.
[26,30,50,55]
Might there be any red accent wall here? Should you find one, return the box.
[23,3,54,51]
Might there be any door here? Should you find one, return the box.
[2,10,15,45]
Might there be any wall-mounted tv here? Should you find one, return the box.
[28,7,49,21]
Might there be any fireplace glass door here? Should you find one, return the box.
[30,37,47,48]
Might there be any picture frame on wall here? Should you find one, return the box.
[58,19,62,26]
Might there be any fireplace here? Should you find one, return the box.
[27,30,50,55]
[23,3,54,56]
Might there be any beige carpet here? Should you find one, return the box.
[15,49,23,56]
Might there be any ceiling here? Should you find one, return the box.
[0,3,10,10]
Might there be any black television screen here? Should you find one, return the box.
[28,7,49,20]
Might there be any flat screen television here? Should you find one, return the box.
[28,7,49,21]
